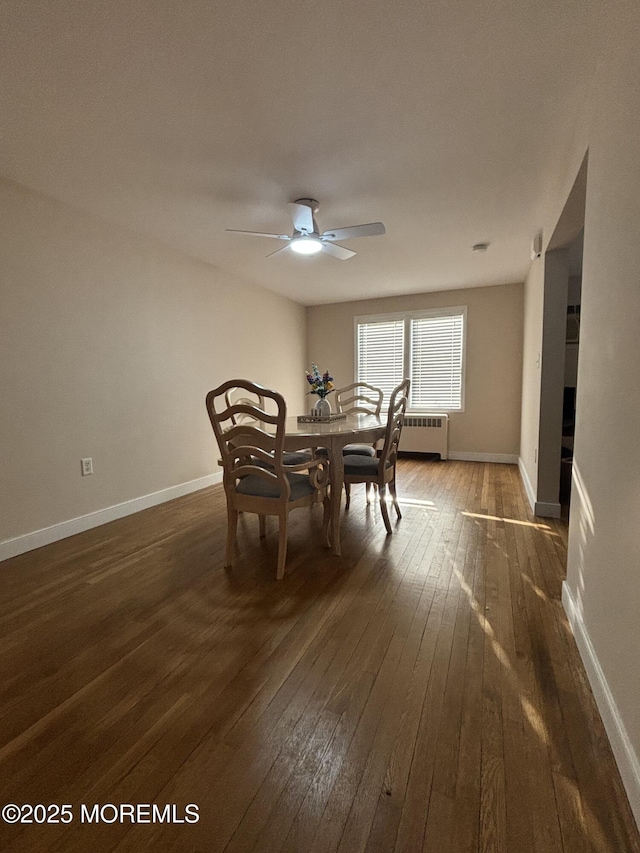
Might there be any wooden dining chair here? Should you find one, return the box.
[335,382,384,457]
[315,381,383,485]
[342,379,410,534]
[206,379,330,580]
[314,381,385,504]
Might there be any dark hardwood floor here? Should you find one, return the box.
[1,459,638,852]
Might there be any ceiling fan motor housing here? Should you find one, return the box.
[292,198,320,235]
[293,198,319,213]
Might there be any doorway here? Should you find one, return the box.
[559,229,583,517]
[535,154,587,520]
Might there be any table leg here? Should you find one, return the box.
[330,439,344,555]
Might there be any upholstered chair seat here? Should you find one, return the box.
[236,471,318,500]
[342,454,394,476]
[342,443,377,457]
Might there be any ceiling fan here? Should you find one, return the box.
[226,198,385,260]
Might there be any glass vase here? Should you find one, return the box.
[314,397,331,417]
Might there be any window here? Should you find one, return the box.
[356,318,405,404]
[355,307,466,411]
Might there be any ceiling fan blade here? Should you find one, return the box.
[321,242,356,260]
[321,222,386,241]
[266,244,291,258]
[288,202,315,235]
[226,229,289,240]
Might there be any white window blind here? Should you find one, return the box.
[410,314,464,409]
[356,308,465,411]
[356,319,404,403]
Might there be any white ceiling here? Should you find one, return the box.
[1,0,600,306]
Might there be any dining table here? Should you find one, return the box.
[283,412,386,556]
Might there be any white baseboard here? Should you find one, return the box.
[0,472,223,563]
[562,582,640,830]
[533,500,561,518]
[518,457,536,513]
[517,458,561,518]
[448,451,519,464]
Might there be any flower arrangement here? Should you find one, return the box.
[305,363,334,399]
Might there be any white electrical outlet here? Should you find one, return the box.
[81,457,93,476]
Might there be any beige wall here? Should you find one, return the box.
[307,283,523,459]
[520,1,640,824]
[0,178,306,546]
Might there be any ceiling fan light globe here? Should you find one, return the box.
[290,236,322,255]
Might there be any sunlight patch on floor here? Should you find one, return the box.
[461,510,551,530]
[520,696,550,743]
[454,566,512,674]
[453,565,556,747]
[398,497,438,509]
[521,572,548,601]
[555,773,611,853]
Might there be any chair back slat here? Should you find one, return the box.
[335,382,384,417]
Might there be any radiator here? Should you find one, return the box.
[399,414,449,459]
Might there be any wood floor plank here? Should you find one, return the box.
[392,460,478,852]
[419,465,485,852]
